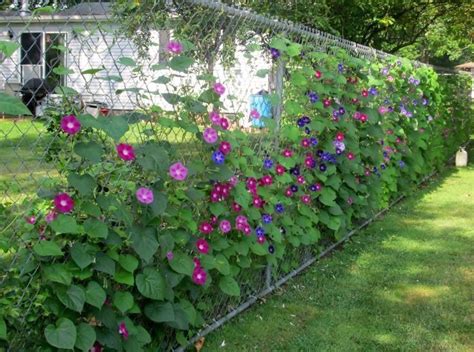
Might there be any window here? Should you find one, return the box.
[20,32,66,88]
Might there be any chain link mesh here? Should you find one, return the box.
[0,0,468,350]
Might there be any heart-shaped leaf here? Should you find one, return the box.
[44,318,77,349]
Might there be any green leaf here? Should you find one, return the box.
[55,85,79,96]
[214,254,230,275]
[57,285,86,313]
[291,71,307,86]
[151,193,168,216]
[68,173,96,196]
[256,69,269,78]
[168,55,194,72]
[77,114,129,141]
[136,268,166,300]
[131,227,158,262]
[81,67,104,75]
[0,317,7,341]
[219,276,240,296]
[84,218,108,239]
[85,281,106,309]
[75,323,96,351]
[118,56,136,67]
[113,292,134,314]
[119,254,139,273]
[74,141,103,164]
[50,214,82,234]
[320,188,337,206]
[0,92,32,116]
[52,66,74,75]
[33,241,63,257]
[169,252,194,276]
[209,202,226,217]
[114,269,135,286]
[162,93,181,105]
[71,243,95,269]
[44,318,77,350]
[0,40,20,58]
[144,302,174,322]
[43,264,72,285]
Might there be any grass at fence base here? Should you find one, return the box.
[203,154,474,351]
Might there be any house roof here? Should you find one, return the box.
[0,2,110,22]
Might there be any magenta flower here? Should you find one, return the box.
[219,141,232,155]
[314,70,322,79]
[192,266,207,285]
[262,175,273,186]
[136,187,154,205]
[282,149,293,158]
[60,114,81,135]
[250,109,260,119]
[116,143,135,161]
[253,196,264,208]
[193,257,201,268]
[90,342,103,352]
[301,195,311,204]
[213,83,225,96]
[297,175,305,184]
[347,152,355,160]
[169,162,188,181]
[167,40,183,54]
[336,132,345,142]
[378,106,389,115]
[229,176,238,186]
[199,222,213,235]
[196,238,210,254]
[45,210,58,223]
[220,118,229,130]
[210,111,221,125]
[25,216,36,224]
[219,220,231,234]
[257,235,266,244]
[118,322,129,340]
[210,215,218,225]
[236,215,248,226]
[54,193,74,213]
[203,127,218,144]
[232,202,242,212]
[243,224,252,236]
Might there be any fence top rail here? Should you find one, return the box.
[178,0,459,74]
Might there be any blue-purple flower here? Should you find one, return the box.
[270,48,280,59]
[212,150,225,165]
[263,158,274,169]
[262,214,272,224]
[275,203,285,213]
[319,163,327,172]
[255,226,265,237]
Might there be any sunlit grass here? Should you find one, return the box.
[203,148,474,351]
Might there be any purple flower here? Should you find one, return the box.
[255,226,265,237]
[136,187,154,205]
[26,216,36,224]
[250,109,260,119]
[196,238,210,254]
[219,220,232,234]
[307,91,319,103]
[212,150,225,165]
[192,266,207,285]
[166,251,174,260]
[209,111,222,125]
[319,163,327,172]
[203,127,218,144]
[60,115,81,135]
[338,107,345,115]
[54,193,74,213]
[290,184,298,193]
[268,245,275,254]
[169,162,188,181]
[270,48,280,59]
[275,203,285,213]
[213,83,226,96]
[337,63,344,72]
[333,140,345,152]
[167,40,183,54]
[369,87,378,95]
[399,160,405,168]
[310,137,318,146]
[262,214,272,224]
[263,158,274,169]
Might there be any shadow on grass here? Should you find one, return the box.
[203,152,474,351]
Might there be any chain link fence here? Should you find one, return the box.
[0,0,471,350]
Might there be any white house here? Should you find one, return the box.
[0,2,271,121]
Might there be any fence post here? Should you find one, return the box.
[271,58,285,132]
[265,263,272,289]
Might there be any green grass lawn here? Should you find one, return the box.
[203,156,474,351]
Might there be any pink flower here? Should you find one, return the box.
[220,118,229,130]
[232,202,242,212]
[116,143,135,161]
[243,224,252,236]
[199,222,213,235]
[203,128,218,144]
[169,162,188,181]
[360,114,368,123]
[361,89,369,97]
[262,175,273,186]
[45,210,57,223]
[193,257,201,268]
[285,188,293,197]
[253,196,264,208]
[229,176,238,186]
[387,75,394,82]
[246,177,257,190]
[257,235,266,244]
[90,342,103,352]
[118,322,129,340]
[26,216,36,224]
[282,149,293,158]
[136,187,154,204]
[250,109,260,119]
[301,195,311,204]
[219,141,232,155]
[54,193,74,213]
[276,164,286,175]
[210,111,221,125]
[167,40,183,54]
[323,98,331,108]
[236,215,248,226]
[213,83,225,96]
[301,138,311,148]
[336,132,344,141]
[297,175,305,184]
[314,70,322,79]
[364,168,371,176]
[219,220,232,234]
[315,183,322,191]
[60,115,81,135]
[196,238,210,254]
[166,251,174,260]
[378,106,389,115]
[192,266,207,285]
[347,152,355,160]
